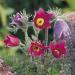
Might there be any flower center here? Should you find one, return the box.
[55,49,60,54]
[33,45,41,52]
[36,18,44,26]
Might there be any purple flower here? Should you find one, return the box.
[54,19,71,39]
[11,12,23,25]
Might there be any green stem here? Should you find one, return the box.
[42,28,49,75]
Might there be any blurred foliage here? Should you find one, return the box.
[0,5,14,26]
[0,0,74,29]
[0,0,69,14]
[0,0,14,48]
[67,0,75,10]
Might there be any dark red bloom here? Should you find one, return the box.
[28,41,46,57]
[49,40,67,58]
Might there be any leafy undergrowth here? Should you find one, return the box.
[0,48,71,75]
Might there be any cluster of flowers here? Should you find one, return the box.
[4,8,71,59]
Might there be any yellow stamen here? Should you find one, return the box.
[36,18,44,26]
[33,46,41,52]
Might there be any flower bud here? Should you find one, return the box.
[4,35,20,47]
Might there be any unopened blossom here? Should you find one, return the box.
[4,35,20,47]
[11,12,23,25]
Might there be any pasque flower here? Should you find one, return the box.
[11,12,23,25]
[4,35,20,47]
[33,8,54,29]
[54,19,71,39]
[28,41,46,57]
[49,40,67,58]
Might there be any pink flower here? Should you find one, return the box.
[28,41,46,57]
[49,40,67,58]
[4,35,20,47]
[33,8,54,30]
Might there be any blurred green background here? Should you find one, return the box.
[0,0,75,75]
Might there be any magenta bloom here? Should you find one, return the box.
[54,19,71,39]
[4,35,20,47]
[28,41,46,57]
[33,8,54,29]
[49,40,67,58]
[11,12,23,25]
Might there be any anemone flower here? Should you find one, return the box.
[33,8,54,30]
[49,40,67,58]
[28,41,46,57]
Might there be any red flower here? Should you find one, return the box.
[33,8,54,30]
[28,41,46,57]
[4,35,20,47]
[49,40,67,58]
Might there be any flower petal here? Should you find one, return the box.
[54,19,71,39]
[4,35,20,47]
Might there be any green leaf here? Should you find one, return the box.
[27,26,35,40]
[38,29,45,42]
[38,28,54,44]
[48,28,54,44]
[50,68,59,75]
